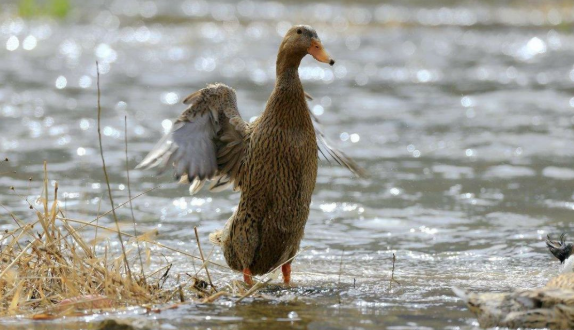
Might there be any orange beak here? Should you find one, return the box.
[308,39,335,66]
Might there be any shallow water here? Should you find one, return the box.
[1,0,574,328]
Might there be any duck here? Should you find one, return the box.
[137,25,366,286]
[547,233,573,266]
[454,233,574,329]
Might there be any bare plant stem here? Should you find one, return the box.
[39,162,53,244]
[389,253,399,290]
[96,61,132,283]
[59,217,231,270]
[177,274,184,303]
[43,162,48,220]
[125,116,146,284]
[194,226,216,292]
[93,194,103,255]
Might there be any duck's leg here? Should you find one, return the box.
[282,263,292,285]
[243,268,253,285]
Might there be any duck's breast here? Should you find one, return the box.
[233,110,318,274]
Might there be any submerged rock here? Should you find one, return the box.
[455,233,574,329]
[454,286,574,329]
[98,319,150,330]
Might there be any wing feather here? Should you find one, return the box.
[306,100,368,178]
[139,85,364,195]
[136,83,249,194]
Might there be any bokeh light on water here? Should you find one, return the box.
[1,0,574,328]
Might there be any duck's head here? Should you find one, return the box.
[546,233,573,264]
[278,25,334,67]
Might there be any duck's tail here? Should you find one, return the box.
[208,230,223,246]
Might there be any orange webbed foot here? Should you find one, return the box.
[282,263,291,286]
[243,268,253,286]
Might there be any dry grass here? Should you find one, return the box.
[0,162,185,319]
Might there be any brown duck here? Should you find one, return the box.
[137,25,365,285]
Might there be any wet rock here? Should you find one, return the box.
[98,320,150,330]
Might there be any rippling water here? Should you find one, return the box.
[2,0,574,328]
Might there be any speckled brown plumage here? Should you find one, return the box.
[224,49,318,276]
[138,25,362,284]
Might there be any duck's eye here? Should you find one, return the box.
[315,45,319,49]
[297,29,302,34]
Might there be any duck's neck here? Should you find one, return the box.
[263,51,308,122]
[275,67,303,93]
[274,48,305,91]
[276,48,304,76]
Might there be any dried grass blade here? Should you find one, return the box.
[8,280,24,315]
[96,61,132,282]
[58,218,94,259]
[124,116,146,284]
[1,241,34,280]
[194,226,216,291]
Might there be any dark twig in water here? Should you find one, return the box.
[96,61,133,283]
[159,264,172,289]
[194,226,217,292]
[125,116,146,285]
[389,253,400,290]
[177,274,185,303]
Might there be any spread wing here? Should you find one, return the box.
[136,83,249,194]
[305,93,368,179]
